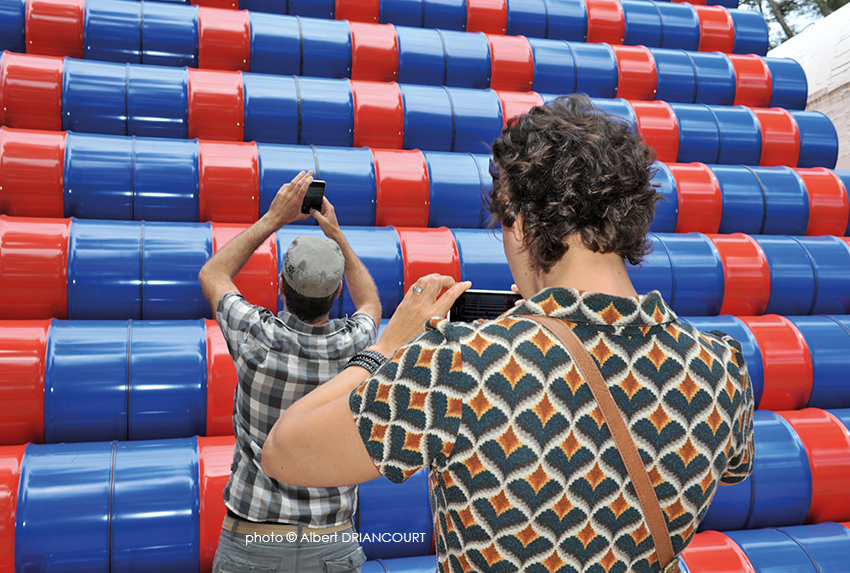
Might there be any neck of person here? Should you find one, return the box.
[305,315,331,326]
[522,236,640,300]
[282,302,331,326]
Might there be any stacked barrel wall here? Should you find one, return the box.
[1,0,848,571]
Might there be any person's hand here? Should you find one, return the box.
[265,171,314,229]
[511,284,526,306]
[311,197,342,242]
[371,274,471,358]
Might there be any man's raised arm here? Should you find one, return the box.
[198,171,313,312]
[312,198,382,326]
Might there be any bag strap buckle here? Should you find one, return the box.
[662,557,681,573]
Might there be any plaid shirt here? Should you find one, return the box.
[217,291,377,526]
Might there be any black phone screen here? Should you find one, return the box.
[448,289,522,321]
[301,180,326,214]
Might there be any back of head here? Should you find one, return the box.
[487,94,659,272]
[281,235,344,323]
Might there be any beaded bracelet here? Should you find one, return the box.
[346,349,389,375]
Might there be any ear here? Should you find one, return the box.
[336,280,344,299]
[511,213,525,244]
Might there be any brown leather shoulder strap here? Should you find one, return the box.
[524,315,680,573]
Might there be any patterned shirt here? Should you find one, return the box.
[217,291,377,526]
[350,288,754,573]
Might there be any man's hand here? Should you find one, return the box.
[312,197,342,243]
[264,171,314,229]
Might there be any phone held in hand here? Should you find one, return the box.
[301,180,326,214]
[448,289,522,321]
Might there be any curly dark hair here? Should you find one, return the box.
[281,276,339,323]
[487,94,659,272]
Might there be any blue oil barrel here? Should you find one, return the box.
[745,410,812,529]
[141,221,212,319]
[67,219,142,319]
[133,137,200,221]
[447,86,503,154]
[127,64,189,139]
[726,529,818,572]
[243,73,299,144]
[84,0,142,63]
[425,151,486,228]
[44,321,130,442]
[621,0,662,48]
[300,17,352,79]
[298,76,354,148]
[249,12,301,76]
[649,161,679,233]
[15,441,114,572]
[442,29,491,89]
[713,165,765,235]
[656,232,724,316]
[751,235,816,316]
[111,438,200,572]
[141,1,198,68]
[670,103,720,164]
[546,0,587,42]
[788,316,850,409]
[400,84,454,152]
[506,0,547,37]
[528,38,576,95]
[396,26,446,86]
[64,131,134,220]
[128,320,207,440]
[651,48,697,104]
[62,58,128,135]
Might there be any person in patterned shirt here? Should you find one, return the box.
[262,96,755,573]
[199,171,381,573]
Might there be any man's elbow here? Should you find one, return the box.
[198,265,212,292]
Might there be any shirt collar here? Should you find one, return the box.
[510,287,678,327]
[277,310,346,335]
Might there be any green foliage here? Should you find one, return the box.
[740,0,849,48]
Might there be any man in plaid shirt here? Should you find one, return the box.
[199,171,381,573]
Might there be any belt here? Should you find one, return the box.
[223,515,354,537]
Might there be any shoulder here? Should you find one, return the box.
[216,291,283,346]
[674,321,749,387]
[696,326,746,365]
[348,312,379,334]
[335,312,378,347]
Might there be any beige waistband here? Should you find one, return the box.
[223,515,354,537]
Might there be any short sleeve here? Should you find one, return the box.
[215,291,279,361]
[347,312,379,351]
[717,334,755,485]
[348,327,468,484]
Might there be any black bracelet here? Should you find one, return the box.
[346,349,389,375]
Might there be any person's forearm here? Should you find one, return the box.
[212,216,278,277]
[198,215,279,303]
[335,233,381,314]
[281,364,371,424]
[262,363,381,486]
[263,364,371,471]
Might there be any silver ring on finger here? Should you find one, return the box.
[412,286,424,294]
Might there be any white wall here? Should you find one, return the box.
[768,3,850,170]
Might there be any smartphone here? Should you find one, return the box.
[448,289,522,321]
[301,179,326,214]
